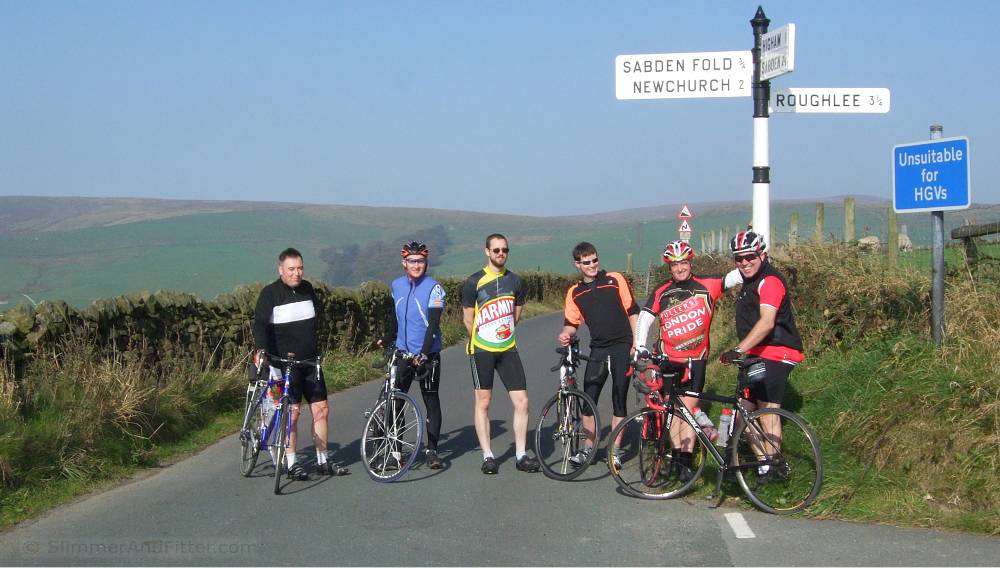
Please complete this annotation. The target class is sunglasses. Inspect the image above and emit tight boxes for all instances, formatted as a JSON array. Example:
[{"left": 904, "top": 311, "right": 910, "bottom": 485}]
[
  {"left": 491, "top": 247, "right": 509, "bottom": 254},
  {"left": 405, "top": 258, "right": 427, "bottom": 265},
  {"left": 734, "top": 254, "right": 759, "bottom": 263},
  {"left": 576, "top": 258, "right": 599, "bottom": 266}
]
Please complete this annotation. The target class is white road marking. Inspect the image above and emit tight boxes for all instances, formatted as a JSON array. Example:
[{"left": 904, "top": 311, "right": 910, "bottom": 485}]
[{"left": 725, "top": 512, "right": 756, "bottom": 539}]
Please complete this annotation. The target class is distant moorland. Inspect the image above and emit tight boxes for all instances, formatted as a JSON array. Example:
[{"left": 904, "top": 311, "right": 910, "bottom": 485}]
[{"left": 1, "top": 195, "right": 997, "bottom": 309}]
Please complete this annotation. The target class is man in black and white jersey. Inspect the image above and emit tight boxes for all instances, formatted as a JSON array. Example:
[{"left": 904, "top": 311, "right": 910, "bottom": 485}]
[{"left": 253, "top": 248, "right": 348, "bottom": 480}]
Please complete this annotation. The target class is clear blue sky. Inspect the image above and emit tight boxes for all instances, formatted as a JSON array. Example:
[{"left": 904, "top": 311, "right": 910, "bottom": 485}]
[{"left": 2, "top": 1, "right": 997, "bottom": 215}]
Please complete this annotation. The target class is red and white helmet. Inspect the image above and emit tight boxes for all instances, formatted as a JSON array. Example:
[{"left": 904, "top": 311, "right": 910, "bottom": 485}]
[
  {"left": 400, "top": 241, "right": 429, "bottom": 258},
  {"left": 730, "top": 228, "right": 766, "bottom": 256},
  {"left": 662, "top": 240, "right": 694, "bottom": 263}
]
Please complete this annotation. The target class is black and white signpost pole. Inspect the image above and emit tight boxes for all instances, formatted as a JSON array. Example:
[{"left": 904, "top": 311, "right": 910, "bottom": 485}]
[{"left": 751, "top": 7, "right": 771, "bottom": 247}]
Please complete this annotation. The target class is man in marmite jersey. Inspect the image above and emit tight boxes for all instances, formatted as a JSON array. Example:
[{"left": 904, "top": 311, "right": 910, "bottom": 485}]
[{"left": 462, "top": 233, "right": 540, "bottom": 475}]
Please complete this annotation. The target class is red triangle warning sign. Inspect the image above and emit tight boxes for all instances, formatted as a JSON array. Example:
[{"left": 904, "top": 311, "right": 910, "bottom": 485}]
[
  {"left": 678, "top": 220, "right": 692, "bottom": 232},
  {"left": 678, "top": 205, "right": 693, "bottom": 219}
]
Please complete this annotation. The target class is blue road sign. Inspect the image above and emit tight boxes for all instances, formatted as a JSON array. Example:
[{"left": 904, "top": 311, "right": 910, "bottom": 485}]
[{"left": 893, "top": 136, "right": 970, "bottom": 213}]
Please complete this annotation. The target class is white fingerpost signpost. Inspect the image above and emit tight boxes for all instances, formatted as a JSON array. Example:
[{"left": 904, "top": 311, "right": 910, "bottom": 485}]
[
  {"left": 615, "top": 6, "right": 891, "bottom": 252},
  {"left": 892, "top": 126, "right": 971, "bottom": 346}
]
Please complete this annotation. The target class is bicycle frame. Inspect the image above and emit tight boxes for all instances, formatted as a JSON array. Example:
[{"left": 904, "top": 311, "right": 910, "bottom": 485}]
[
  {"left": 259, "top": 355, "right": 321, "bottom": 458},
  {"left": 636, "top": 357, "right": 774, "bottom": 486}
]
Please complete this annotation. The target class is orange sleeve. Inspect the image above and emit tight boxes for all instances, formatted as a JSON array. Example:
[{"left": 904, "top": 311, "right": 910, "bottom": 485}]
[
  {"left": 611, "top": 272, "right": 638, "bottom": 315},
  {"left": 563, "top": 285, "right": 582, "bottom": 326}
]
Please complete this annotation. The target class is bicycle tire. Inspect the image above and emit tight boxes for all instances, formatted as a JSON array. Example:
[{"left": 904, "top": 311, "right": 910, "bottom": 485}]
[
  {"left": 732, "top": 407, "right": 823, "bottom": 514},
  {"left": 272, "top": 400, "right": 289, "bottom": 495},
  {"left": 607, "top": 406, "right": 707, "bottom": 500},
  {"left": 240, "top": 396, "right": 263, "bottom": 477},
  {"left": 361, "top": 391, "right": 425, "bottom": 482},
  {"left": 535, "top": 389, "right": 600, "bottom": 481}
]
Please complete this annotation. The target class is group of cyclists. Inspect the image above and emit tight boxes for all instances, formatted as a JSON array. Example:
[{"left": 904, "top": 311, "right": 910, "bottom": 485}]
[{"left": 251, "top": 228, "right": 803, "bottom": 483}]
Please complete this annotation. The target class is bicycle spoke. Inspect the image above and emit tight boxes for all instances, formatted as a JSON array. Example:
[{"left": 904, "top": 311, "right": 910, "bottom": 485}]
[{"left": 733, "top": 408, "right": 823, "bottom": 514}]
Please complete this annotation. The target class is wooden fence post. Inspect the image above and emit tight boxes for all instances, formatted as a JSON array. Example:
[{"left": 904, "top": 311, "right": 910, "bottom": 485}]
[
  {"left": 844, "top": 197, "right": 856, "bottom": 243},
  {"left": 887, "top": 206, "right": 898, "bottom": 266},
  {"left": 815, "top": 203, "right": 825, "bottom": 243}
]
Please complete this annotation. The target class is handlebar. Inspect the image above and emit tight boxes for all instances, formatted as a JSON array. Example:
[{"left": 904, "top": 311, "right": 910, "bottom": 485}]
[
  {"left": 551, "top": 337, "right": 591, "bottom": 372},
  {"left": 630, "top": 353, "right": 763, "bottom": 395},
  {"left": 372, "top": 347, "right": 431, "bottom": 379},
  {"left": 265, "top": 353, "right": 321, "bottom": 367}
]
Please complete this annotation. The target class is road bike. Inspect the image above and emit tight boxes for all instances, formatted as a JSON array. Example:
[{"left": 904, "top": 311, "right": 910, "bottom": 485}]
[
  {"left": 360, "top": 347, "right": 426, "bottom": 482},
  {"left": 607, "top": 353, "right": 822, "bottom": 514},
  {"left": 240, "top": 353, "right": 322, "bottom": 494},
  {"left": 534, "top": 337, "right": 601, "bottom": 481}
]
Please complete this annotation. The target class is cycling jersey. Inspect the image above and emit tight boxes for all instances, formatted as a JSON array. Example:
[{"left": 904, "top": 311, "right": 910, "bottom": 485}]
[
  {"left": 563, "top": 270, "right": 638, "bottom": 349},
  {"left": 390, "top": 274, "right": 445, "bottom": 354},
  {"left": 253, "top": 278, "right": 319, "bottom": 359},
  {"left": 461, "top": 266, "right": 526, "bottom": 354},
  {"left": 735, "top": 260, "right": 804, "bottom": 363},
  {"left": 642, "top": 275, "right": 726, "bottom": 359}
]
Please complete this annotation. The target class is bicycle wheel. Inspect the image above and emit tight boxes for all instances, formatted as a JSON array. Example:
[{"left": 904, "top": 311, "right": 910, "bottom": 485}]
[
  {"left": 272, "top": 401, "right": 289, "bottom": 495},
  {"left": 607, "top": 407, "right": 706, "bottom": 499},
  {"left": 732, "top": 407, "right": 823, "bottom": 514},
  {"left": 239, "top": 395, "right": 263, "bottom": 477},
  {"left": 361, "top": 391, "right": 425, "bottom": 482},
  {"left": 535, "top": 389, "right": 600, "bottom": 481}
]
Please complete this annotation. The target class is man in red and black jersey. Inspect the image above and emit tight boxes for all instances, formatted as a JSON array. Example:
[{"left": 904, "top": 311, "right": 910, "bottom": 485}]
[
  {"left": 634, "top": 240, "right": 740, "bottom": 479},
  {"left": 718, "top": 229, "right": 804, "bottom": 482},
  {"left": 557, "top": 242, "right": 639, "bottom": 467}
]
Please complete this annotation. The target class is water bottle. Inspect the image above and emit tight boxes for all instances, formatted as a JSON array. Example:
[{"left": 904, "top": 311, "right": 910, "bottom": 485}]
[
  {"left": 692, "top": 407, "right": 718, "bottom": 443},
  {"left": 716, "top": 408, "right": 733, "bottom": 447},
  {"left": 262, "top": 388, "right": 276, "bottom": 421}
]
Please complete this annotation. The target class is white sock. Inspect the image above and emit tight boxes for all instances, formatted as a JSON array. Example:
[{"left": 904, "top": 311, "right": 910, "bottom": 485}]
[
  {"left": 316, "top": 449, "right": 327, "bottom": 465},
  {"left": 286, "top": 453, "right": 296, "bottom": 468},
  {"left": 516, "top": 451, "right": 526, "bottom": 460},
  {"left": 483, "top": 451, "right": 494, "bottom": 460}
]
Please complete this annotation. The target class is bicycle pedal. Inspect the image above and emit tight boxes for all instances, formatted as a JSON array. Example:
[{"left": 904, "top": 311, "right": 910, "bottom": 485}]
[{"left": 363, "top": 408, "right": 373, "bottom": 419}]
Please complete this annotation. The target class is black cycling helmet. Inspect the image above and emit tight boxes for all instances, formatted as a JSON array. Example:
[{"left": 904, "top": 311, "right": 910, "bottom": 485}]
[{"left": 400, "top": 241, "right": 429, "bottom": 258}]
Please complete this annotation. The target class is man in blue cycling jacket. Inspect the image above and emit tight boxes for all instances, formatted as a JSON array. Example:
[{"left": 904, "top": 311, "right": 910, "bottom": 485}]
[{"left": 378, "top": 241, "right": 446, "bottom": 469}]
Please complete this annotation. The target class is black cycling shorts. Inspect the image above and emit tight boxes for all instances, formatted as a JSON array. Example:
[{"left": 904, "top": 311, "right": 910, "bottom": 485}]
[
  {"left": 270, "top": 363, "right": 328, "bottom": 405},
  {"left": 469, "top": 350, "right": 527, "bottom": 391},
  {"left": 583, "top": 342, "right": 632, "bottom": 418},
  {"left": 657, "top": 359, "right": 707, "bottom": 394},
  {"left": 744, "top": 358, "right": 795, "bottom": 405}
]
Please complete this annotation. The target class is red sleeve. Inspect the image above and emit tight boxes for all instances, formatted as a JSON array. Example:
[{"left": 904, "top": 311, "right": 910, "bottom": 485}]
[
  {"left": 757, "top": 276, "right": 786, "bottom": 310},
  {"left": 695, "top": 276, "right": 724, "bottom": 302}
]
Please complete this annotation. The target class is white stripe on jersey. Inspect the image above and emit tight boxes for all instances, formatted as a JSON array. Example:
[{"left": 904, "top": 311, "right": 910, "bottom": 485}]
[{"left": 271, "top": 300, "right": 316, "bottom": 324}]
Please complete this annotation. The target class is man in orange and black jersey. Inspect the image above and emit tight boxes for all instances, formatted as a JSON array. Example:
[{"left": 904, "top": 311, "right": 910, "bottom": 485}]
[
  {"left": 462, "top": 233, "right": 540, "bottom": 475},
  {"left": 634, "top": 240, "right": 741, "bottom": 480},
  {"left": 557, "top": 242, "right": 639, "bottom": 467}
]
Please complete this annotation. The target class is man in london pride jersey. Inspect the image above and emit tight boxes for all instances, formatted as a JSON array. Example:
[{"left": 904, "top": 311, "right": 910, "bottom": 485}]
[
  {"left": 634, "top": 240, "right": 740, "bottom": 480},
  {"left": 557, "top": 242, "right": 639, "bottom": 468},
  {"left": 252, "top": 248, "right": 348, "bottom": 480},
  {"left": 461, "top": 233, "right": 540, "bottom": 474}
]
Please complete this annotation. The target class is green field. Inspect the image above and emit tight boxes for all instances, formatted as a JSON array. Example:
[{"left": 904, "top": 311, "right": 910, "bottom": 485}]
[{"left": 1, "top": 197, "right": 997, "bottom": 310}]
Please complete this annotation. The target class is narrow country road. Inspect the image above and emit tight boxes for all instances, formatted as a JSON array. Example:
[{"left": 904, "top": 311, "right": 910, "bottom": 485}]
[{"left": 2, "top": 312, "right": 998, "bottom": 566}]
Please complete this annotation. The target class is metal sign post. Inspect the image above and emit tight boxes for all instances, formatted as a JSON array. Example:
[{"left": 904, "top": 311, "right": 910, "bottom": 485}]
[
  {"left": 751, "top": 8, "right": 772, "bottom": 248},
  {"left": 892, "top": 127, "right": 972, "bottom": 346}
]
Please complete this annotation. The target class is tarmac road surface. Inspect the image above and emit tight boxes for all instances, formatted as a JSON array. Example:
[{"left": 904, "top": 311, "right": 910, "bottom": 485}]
[{"left": 2, "top": 312, "right": 998, "bottom": 566}]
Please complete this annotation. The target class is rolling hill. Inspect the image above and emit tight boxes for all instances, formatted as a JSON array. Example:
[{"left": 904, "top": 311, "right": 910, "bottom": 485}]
[{"left": 1, "top": 195, "right": 997, "bottom": 310}]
